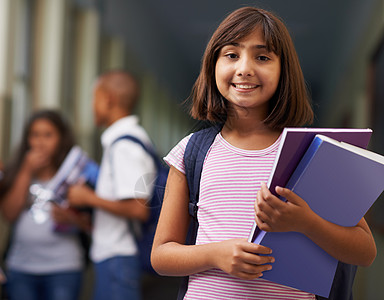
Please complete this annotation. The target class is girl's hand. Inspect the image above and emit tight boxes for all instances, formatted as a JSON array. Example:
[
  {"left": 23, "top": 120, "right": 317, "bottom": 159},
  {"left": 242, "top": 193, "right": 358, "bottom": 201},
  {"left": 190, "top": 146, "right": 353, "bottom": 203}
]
[
  {"left": 213, "top": 238, "right": 274, "bottom": 280},
  {"left": 22, "top": 149, "right": 50, "bottom": 174},
  {"left": 255, "top": 182, "right": 315, "bottom": 233},
  {"left": 51, "top": 204, "right": 77, "bottom": 225},
  {"left": 52, "top": 203, "right": 92, "bottom": 233}
]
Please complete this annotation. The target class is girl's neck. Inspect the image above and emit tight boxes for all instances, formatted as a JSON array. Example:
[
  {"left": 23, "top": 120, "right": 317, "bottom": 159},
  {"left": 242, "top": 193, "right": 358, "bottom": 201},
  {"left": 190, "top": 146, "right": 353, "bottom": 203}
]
[{"left": 222, "top": 116, "right": 281, "bottom": 150}]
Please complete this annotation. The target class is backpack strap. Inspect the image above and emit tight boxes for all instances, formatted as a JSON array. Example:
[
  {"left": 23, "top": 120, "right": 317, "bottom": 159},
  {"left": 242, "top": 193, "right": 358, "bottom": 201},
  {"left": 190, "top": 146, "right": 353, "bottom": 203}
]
[
  {"left": 110, "top": 134, "right": 163, "bottom": 220},
  {"left": 183, "top": 125, "right": 222, "bottom": 243},
  {"left": 111, "top": 135, "right": 161, "bottom": 169},
  {"left": 109, "top": 135, "right": 156, "bottom": 228},
  {"left": 177, "top": 124, "right": 222, "bottom": 300}
]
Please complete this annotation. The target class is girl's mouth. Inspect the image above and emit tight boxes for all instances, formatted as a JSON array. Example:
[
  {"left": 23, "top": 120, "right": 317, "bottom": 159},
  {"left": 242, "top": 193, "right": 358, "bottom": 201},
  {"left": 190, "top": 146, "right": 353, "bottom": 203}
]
[{"left": 231, "top": 83, "right": 260, "bottom": 89}]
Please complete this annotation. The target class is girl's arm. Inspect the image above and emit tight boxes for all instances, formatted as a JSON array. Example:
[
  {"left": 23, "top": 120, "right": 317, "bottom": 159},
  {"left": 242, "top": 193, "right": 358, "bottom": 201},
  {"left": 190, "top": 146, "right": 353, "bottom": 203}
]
[
  {"left": 255, "top": 183, "right": 376, "bottom": 267},
  {"left": 151, "top": 166, "right": 274, "bottom": 280},
  {"left": 0, "top": 164, "right": 31, "bottom": 222},
  {"left": 1, "top": 150, "right": 52, "bottom": 222},
  {"left": 0, "top": 150, "right": 47, "bottom": 222}
]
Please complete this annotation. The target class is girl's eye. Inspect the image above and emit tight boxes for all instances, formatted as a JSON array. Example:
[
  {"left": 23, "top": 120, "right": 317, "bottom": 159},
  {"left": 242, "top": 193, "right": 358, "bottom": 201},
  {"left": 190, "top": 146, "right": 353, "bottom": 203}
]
[
  {"left": 257, "top": 55, "right": 270, "bottom": 62},
  {"left": 225, "top": 53, "right": 238, "bottom": 59}
]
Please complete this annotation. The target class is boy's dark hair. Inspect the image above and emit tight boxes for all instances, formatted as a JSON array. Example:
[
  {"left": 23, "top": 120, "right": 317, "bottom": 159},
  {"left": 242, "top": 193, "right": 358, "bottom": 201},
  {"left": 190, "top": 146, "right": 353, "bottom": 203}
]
[
  {"left": 190, "top": 6, "right": 313, "bottom": 129},
  {"left": 0, "top": 110, "right": 75, "bottom": 197}
]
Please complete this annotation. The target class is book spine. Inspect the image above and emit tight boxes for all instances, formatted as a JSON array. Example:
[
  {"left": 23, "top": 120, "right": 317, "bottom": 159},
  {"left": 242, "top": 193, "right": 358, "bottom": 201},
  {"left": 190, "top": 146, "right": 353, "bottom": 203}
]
[
  {"left": 267, "top": 129, "right": 288, "bottom": 187},
  {"left": 284, "top": 136, "right": 324, "bottom": 194}
]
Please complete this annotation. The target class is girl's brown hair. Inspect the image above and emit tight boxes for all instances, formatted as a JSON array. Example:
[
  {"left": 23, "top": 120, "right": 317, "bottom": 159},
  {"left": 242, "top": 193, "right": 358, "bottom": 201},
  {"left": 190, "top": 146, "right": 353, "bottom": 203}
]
[
  {"left": 190, "top": 6, "right": 313, "bottom": 129},
  {"left": 0, "top": 110, "right": 75, "bottom": 197}
]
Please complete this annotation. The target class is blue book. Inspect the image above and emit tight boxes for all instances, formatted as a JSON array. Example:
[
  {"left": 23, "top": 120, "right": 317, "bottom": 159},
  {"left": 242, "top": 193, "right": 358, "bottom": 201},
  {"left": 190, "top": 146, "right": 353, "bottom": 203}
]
[
  {"left": 257, "top": 134, "right": 384, "bottom": 297},
  {"left": 249, "top": 127, "right": 372, "bottom": 244}
]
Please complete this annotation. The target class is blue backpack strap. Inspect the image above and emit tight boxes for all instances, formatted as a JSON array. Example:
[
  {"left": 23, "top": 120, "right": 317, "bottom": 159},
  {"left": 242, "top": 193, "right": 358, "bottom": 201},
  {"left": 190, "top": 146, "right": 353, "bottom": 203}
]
[
  {"left": 112, "top": 135, "right": 161, "bottom": 169},
  {"left": 112, "top": 134, "right": 169, "bottom": 274},
  {"left": 183, "top": 125, "right": 222, "bottom": 242},
  {"left": 177, "top": 124, "right": 222, "bottom": 300}
]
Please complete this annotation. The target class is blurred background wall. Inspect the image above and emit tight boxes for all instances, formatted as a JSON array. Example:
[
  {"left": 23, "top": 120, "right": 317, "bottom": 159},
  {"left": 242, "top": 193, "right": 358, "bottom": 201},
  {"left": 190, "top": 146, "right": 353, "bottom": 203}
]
[{"left": 0, "top": 0, "right": 383, "bottom": 299}]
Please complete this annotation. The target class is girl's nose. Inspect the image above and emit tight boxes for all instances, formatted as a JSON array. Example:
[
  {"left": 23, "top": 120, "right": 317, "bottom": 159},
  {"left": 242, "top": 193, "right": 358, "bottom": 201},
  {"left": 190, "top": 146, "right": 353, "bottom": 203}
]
[{"left": 236, "top": 56, "right": 255, "bottom": 77}]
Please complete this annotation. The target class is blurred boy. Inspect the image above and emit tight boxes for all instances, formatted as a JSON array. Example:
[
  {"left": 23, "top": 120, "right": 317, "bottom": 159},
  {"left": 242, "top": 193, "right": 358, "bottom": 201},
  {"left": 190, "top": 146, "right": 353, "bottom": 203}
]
[{"left": 68, "top": 71, "right": 155, "bottom": 300}]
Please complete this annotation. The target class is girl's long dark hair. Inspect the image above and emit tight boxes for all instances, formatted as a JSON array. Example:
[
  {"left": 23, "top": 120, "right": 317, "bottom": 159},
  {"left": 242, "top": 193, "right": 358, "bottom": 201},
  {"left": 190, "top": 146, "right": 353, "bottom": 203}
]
[{"left": 0, "top": 110, "right": 75, "bottom": 197}]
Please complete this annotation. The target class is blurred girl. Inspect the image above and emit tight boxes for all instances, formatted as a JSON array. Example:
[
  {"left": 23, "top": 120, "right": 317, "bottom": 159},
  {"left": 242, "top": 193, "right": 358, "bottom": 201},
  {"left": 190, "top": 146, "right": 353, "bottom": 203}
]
[{"left": 0, "top": 110, "right": 95, "bottom": 300}]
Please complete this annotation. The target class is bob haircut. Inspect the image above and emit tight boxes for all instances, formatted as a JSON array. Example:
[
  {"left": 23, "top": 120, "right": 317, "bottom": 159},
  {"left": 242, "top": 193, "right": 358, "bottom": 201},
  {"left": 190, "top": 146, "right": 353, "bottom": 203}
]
[
  {"left": 0, "top": 110, "right": 75, "bottom": 197},
  {"left": 190, "top": 6, "right": 314, "bottom": 129}
]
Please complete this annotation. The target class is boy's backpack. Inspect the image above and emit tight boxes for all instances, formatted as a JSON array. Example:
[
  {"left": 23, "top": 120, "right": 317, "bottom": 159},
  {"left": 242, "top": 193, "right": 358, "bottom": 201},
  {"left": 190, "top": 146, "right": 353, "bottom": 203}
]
[
  {"left": 180, "top": 125, "right": 357, "bottom": 300},
  {"left": 112, "top": 135, "right": 169, "bottom": 274}
]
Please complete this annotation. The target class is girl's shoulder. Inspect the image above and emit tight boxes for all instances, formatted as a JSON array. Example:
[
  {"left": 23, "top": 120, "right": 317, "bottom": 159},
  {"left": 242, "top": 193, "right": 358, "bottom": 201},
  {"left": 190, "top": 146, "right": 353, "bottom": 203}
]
[
  {"left": 173, "top": 133, "right": 194, "bottom": 155},
  {"left": 164, "top": 125, "right": 222, "bottom": 174},
  {"left": 163, "top": 133, "right": 193, "bottom": 174}
]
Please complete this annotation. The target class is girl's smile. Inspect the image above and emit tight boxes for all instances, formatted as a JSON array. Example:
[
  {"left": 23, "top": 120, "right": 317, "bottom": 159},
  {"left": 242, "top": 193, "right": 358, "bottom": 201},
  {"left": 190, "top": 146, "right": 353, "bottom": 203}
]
[
  {"left": 215, "top": 26, "right": 281, "bottom": 116},
  {"left": 231, "top": 82, "right": 261, "bottom": 91}
]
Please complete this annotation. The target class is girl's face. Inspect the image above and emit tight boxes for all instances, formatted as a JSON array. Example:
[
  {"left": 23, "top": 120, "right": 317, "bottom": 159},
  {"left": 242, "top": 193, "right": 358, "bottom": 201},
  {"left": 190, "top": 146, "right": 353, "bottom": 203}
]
[
  {"left": 215, "top": 26, "right": 281, "bottom": 117},
  {"left": 28, "top": 119, "right": 61, "bottom": 160}
]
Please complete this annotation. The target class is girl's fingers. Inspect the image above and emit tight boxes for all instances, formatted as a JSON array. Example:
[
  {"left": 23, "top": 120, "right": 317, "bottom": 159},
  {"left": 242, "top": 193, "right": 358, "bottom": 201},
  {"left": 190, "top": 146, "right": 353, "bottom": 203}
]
[
  {"left": 233, "top": 252, "right": 274, "bottom": 280},
  {"left": 242, "top": 250, "right": 275, "bottom": 266},
  {"left": 255, "top": 215, "right": 272, "bottom": 232},
  {"left": 261, "top": 183, "right": 287, "bottom": 209},
  {"left": 237, "top": 252, "right": 274, "bottom": 280},
  {"left": 237, "top": 264, "right": 273, "bottom": 280},
  {"left": 256, "top": 194, "right": 279, "bottom": 225},
  {"left": 243, "top": 242, "right": 272, "bottom": 255},
  {"left": 276, "top": 186, "right": 309, "bottom": 210},
  {"left": 275, "top": 186, "right": 291, "bottom": 200}
]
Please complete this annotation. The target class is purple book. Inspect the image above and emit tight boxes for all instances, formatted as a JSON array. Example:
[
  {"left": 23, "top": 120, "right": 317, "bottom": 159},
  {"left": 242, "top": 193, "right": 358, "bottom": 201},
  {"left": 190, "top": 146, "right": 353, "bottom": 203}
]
[
  {"left": 253, "top": 134, "right": 384, "bottom": 297},
  {"left": 249, "top": 127, "right": 372, "bottom": 244}
]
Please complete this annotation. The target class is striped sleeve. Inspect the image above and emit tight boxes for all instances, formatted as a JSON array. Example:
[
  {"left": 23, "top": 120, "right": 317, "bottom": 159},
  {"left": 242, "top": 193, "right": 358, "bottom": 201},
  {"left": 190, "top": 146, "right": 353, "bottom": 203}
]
[{"left": 163, "top": 133, "right": 192, "bottom": 174}]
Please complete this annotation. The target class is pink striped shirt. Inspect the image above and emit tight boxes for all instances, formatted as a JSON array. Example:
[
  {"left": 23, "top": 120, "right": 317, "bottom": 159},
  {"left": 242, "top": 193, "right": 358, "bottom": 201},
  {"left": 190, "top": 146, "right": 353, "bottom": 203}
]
[{"left": 164, "top": 132, "right": 315, "bottom": 300}]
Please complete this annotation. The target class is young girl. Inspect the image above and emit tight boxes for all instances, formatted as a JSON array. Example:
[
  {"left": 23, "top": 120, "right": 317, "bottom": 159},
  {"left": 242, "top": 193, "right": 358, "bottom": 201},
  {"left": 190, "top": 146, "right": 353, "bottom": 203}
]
[
  {"left": 151, "top": 6, "right": 376, "bottom": 299},
  {"left": 0, "top": 110, "right": 96, "bottom": 300}
]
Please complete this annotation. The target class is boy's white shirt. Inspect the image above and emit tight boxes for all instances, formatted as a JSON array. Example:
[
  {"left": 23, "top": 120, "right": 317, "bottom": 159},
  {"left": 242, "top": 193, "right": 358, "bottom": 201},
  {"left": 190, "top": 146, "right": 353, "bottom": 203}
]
[{"left": 90, "top": 115, "right": 156, "bottom": 263}]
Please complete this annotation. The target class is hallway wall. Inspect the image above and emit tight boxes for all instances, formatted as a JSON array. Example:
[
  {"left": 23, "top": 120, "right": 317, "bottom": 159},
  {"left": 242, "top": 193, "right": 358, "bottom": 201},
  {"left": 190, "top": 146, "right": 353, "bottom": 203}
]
[{"left": 0, "top": 0, "right": 383, "bottom": 299}]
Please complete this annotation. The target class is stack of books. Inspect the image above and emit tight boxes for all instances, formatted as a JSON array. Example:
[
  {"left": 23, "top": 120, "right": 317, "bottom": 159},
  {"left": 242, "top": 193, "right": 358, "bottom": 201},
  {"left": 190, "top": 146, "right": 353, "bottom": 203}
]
[{"left": 248, "top": 128, "right": 384, "bottom": 297}]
